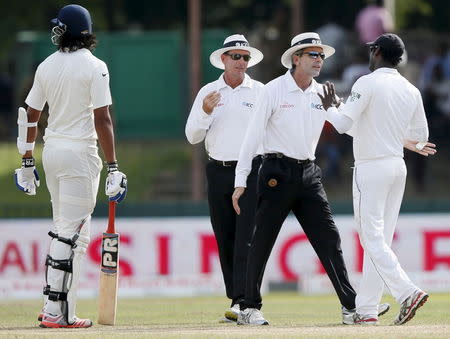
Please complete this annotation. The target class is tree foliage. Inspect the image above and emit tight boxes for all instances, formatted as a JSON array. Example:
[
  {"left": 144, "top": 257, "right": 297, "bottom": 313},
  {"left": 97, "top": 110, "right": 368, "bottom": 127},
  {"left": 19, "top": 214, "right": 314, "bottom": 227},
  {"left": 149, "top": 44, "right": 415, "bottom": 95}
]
[{"left": 1, "top": 0, "right": 448, "bottom": 64}]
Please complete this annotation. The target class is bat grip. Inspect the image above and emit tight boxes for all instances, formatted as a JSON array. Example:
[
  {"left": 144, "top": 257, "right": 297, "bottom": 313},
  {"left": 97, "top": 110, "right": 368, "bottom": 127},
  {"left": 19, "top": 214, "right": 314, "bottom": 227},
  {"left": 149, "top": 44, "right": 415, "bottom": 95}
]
[{"left": 107, "top": 201, "right": 116, "bottom": 233}]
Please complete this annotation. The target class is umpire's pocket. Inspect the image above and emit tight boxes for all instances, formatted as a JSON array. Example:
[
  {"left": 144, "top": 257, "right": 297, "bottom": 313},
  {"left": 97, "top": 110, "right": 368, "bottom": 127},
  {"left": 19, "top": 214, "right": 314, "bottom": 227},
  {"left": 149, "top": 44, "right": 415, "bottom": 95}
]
[{"left": 302, "top": 162, "right": 322, "bottom": 187}]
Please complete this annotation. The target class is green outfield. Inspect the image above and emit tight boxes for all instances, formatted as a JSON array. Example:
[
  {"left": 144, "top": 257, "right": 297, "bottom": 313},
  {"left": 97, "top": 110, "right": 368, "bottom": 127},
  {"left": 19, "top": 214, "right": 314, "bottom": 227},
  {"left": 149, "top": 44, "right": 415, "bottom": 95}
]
[{"left": 1, "top": 293, "right": 449, "bottom": 338}]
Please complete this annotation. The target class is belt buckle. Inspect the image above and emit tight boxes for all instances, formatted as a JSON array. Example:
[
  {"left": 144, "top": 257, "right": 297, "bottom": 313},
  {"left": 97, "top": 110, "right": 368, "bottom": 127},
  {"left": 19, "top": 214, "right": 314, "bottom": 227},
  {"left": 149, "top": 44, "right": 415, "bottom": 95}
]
[
  {"left": 222, "top": 161, "right": 230, "bottom": 167},
  {"left": 276, "top": 153, "right": 283, "bottom": 158}
]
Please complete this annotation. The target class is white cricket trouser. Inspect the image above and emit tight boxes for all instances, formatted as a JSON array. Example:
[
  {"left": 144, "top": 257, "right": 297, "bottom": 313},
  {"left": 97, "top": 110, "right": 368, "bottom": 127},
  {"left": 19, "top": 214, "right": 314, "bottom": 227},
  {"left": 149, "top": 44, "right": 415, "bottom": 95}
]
[
  {"left": 353, "top": 156, "right": 418, "bottom": 317},
  {"left": 43, "top": 140, "right": 102, "bottom": 235},
  {"left": 42, "top": 139, "right": 102, "bottom": 317}
]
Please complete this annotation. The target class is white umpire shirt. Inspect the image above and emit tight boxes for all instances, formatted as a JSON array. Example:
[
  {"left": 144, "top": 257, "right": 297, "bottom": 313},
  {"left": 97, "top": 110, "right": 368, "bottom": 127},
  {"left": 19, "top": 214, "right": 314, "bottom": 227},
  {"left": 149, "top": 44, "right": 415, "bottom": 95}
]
[
  {"left": 185, "top": 73, "right": 264, "bottom": 161},
  {"left": 26, "top": 49, "right": 112, "bottom": 144},
  {"left": 325, "top": 67, "right": 429, "bottom": 164},
  {"left": 235, "top": 70, "right": 329, "bottom": 188}
]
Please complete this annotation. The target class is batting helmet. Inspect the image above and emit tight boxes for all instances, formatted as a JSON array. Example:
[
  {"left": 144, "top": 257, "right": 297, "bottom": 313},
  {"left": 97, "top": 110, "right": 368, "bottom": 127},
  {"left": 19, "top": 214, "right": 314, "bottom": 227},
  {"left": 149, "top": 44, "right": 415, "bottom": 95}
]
[{"left": 51, "top": 4, "right": 92, "bottom": 37}]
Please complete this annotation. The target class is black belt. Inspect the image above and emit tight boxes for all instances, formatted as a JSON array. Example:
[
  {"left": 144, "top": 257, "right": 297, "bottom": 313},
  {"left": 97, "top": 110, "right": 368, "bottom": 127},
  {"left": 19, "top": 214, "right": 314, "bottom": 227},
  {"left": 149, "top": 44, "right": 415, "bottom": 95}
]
[
  {"left": 208, "top": 158, "right": 238, "bottom": 167},
  {"left": 262, "top": 153, "right": 311, "bottom": 164},
  {"left": 208, "top": 155, "right": 262, "bottom": 167}
]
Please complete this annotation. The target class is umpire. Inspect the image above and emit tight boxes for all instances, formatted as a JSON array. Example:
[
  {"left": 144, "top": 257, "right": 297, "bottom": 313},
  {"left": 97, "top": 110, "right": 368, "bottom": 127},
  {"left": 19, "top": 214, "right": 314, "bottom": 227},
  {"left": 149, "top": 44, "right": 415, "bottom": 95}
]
[
  {"left": 232, "top": 32, "right": 357, "bottom": 325},
  {"left": 185, "top": 34, "right": 264, "bottom": 322}
]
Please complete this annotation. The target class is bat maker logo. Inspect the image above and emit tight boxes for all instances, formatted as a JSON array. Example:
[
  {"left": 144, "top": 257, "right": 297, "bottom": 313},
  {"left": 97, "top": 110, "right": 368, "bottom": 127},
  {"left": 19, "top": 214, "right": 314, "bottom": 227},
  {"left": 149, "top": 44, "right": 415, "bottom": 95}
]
[{"left": 101, "top": 234, "right": 119, "bottom": 271}]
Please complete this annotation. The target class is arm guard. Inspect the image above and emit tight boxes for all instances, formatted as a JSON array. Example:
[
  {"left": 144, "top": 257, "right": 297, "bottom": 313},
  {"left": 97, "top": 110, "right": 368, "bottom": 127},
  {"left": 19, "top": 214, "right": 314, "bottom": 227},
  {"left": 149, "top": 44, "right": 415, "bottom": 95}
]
[{"left": 17, "top": 107, "right": 37, "bottom": 155}]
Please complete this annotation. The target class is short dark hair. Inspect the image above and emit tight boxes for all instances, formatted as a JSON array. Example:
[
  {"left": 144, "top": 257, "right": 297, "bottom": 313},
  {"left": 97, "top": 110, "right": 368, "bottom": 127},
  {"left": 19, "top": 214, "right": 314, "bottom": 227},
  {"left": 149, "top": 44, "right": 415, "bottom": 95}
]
[
  {"left": 379, "top": 48, "right": 402, "bottom": 67},
  {"left": 57, "top": 31, "right": 97, "bottom": 52}
]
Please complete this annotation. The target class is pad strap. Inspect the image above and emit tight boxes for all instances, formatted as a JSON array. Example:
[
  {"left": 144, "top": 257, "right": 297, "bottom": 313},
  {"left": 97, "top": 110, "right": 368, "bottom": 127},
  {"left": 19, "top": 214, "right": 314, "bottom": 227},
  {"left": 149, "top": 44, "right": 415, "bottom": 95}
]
[
  {"left": 45, "top": 255, "right": 73, "bottom": 273},
  {"left": 48, "top": 231, "right": 79, "bottom": 248},
  {"left": 43, "top": 285, "right": 68, "bottom": 301},
  {"left": 17, "top": 121, "right": 38, "bottom": 127}
]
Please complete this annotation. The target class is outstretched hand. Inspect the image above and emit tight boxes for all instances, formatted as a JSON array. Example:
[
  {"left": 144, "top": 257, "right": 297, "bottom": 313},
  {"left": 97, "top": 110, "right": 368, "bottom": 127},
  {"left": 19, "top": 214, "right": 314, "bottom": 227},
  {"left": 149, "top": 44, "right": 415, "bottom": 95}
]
[
  {"left": 318, "top": 81, "right": 341, "bottom": 110},
  {"left": 404, "top": 140, "right": 437, "bottom": 157}
]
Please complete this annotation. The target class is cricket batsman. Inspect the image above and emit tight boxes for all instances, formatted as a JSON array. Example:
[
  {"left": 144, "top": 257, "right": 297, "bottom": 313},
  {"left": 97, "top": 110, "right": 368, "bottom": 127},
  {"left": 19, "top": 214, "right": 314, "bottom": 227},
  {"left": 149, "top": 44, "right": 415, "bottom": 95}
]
[{"left": 14, "top": 4, "right": 127, "bottom": 328}]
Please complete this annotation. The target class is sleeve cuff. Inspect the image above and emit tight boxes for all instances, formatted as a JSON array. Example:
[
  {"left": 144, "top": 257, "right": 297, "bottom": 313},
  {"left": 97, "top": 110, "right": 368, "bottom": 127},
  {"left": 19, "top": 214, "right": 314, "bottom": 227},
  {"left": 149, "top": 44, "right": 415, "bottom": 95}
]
[
  {"left": 234, "top": 175, "right": 247, "bottom": 188},
  {"left": 25, "top": 98, "right": 45, "bottom": 112},
  {"left": 325, "top": 106, "right": 339, "bottom": 118}
]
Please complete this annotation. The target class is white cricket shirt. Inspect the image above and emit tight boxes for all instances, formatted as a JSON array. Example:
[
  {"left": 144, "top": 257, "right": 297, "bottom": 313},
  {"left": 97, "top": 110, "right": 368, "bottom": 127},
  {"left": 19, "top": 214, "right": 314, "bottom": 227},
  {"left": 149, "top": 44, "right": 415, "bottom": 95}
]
[
  {"left": 26, "top": 49, "right": 112, "bottom": 143},
  {"left": 235, "top": 71, "right": 329, "bottom": 187},
  {"left": 185, "top": 73, "right": 264, "bottom": 161},
  {"left": 328, "top": 67, "right": 429, "bottom": 163}
]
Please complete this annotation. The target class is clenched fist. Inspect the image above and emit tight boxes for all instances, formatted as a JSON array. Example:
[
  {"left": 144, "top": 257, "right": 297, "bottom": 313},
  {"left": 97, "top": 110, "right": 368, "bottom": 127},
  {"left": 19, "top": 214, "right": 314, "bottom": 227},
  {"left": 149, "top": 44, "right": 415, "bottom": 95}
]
[{"left": 202, "top": 91, "right": 221, "bottom": 114}]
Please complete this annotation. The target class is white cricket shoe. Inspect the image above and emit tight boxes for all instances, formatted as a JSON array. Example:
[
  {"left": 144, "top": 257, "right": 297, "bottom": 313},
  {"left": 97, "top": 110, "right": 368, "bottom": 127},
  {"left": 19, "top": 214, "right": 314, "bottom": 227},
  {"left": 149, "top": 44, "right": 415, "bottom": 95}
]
[
  {"left": 342, "top": 303, "right": 390, "bottom": 325},
  {"left": 40, "top": 312, "right": 93, "bottom": 328},
  {"left": 394, "top": 290, "right": 428, "bottom": 325},
  {"left": 237, "top": 308, "right": 269, "bottom": 325},
  {"left": 342, "top": 306, "right": 355, "bottom": 325},
  {"left": 224, "top": 304, "right": 240, "bottom": 322},
  {"left": 353, "top": 312, "right": 378, "bottom": 325}
]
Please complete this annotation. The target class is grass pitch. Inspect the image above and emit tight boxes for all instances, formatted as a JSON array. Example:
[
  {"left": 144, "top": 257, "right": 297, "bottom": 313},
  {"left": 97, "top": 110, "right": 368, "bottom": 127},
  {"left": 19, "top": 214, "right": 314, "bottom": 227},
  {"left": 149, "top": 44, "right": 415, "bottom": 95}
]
[{"left": 1, "top": 293, "right": 449, "bottom": 338}]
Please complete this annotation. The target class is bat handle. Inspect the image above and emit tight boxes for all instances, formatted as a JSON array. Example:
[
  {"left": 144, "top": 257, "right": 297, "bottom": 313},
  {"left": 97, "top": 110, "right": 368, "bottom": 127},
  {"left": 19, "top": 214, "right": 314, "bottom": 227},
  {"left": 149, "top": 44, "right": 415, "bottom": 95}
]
[{"left": 107, "top": 201, "right": 116, "bottom": 233}]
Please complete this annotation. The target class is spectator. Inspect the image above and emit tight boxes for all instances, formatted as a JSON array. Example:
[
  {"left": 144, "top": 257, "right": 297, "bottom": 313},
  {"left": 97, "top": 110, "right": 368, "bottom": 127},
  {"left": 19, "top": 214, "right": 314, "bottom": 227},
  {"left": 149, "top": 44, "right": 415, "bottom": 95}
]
[
  {"left": 355, "top": 0, "right": 394, "bottom": 44},
  {"left": 316, "top": 22, "right": 351, "bottom": 79},
  {"left": 418, "top": 43, "right": 448, "bottom": 92},
  {"left": 341, "top": 46, "right": 371, "bottom": 92}
]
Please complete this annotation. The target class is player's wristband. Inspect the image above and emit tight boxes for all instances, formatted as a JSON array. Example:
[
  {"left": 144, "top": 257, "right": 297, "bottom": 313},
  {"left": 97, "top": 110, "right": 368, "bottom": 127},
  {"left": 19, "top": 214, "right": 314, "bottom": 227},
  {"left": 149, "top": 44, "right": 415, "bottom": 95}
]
[
  {"left": 106, "top": 161, "right": 119, "bottom": 173},
  {"left": 22, "top": 157, "right": 35, "bottom": 168}
]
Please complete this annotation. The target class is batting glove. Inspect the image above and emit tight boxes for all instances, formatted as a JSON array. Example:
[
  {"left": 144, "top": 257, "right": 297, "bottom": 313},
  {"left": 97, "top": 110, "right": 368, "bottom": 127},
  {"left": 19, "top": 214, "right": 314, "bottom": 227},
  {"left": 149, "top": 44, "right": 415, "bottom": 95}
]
[
  {"left": 14, "top": 157, "right": 40, "bottom": 195},
  {"left": 105, "top": 162, "right": 127, "bottom": 203}
]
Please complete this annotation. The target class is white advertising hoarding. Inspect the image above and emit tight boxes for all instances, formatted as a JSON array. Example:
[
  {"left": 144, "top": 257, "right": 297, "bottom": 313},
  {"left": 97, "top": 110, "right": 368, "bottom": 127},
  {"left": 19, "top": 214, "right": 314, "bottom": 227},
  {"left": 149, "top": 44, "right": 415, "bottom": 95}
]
[{"left": 0, "top": 214, "right": 449, "bottom": 299}]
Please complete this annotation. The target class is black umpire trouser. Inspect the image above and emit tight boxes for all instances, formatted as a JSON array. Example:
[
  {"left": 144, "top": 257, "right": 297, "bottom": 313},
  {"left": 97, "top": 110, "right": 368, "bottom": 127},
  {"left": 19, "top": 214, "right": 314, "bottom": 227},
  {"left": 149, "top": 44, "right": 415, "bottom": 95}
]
[
  {"left": 241, "top": 155, "right": 356, "bottom": 310},
  {"left": 206, "top": 156, "right": 261, "bottom": 306}
]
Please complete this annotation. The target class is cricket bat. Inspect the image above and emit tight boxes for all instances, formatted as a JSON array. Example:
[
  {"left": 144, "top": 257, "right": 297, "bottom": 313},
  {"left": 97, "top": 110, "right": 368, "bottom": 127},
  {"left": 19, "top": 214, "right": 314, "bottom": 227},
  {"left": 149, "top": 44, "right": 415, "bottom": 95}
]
[{"left": 98, "top": 201, "right": 119, "bottom": 325}]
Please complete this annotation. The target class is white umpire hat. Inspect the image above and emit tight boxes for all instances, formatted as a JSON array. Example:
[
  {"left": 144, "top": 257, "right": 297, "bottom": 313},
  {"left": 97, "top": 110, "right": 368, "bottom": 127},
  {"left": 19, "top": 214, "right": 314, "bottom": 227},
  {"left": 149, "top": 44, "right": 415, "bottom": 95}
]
[
  {"left": 209, "top": 34, "right": 264, "bottom": 70},
  {"left": 281, "top": 32, "right": 335, "bottom": 69}
]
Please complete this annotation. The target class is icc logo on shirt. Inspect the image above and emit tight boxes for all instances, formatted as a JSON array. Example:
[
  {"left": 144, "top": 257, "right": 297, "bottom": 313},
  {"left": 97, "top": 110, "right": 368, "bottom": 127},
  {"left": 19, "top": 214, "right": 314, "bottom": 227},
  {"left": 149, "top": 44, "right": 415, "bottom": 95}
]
[{"left": 311, "top": 102, "right": 324, "bottom": 110}]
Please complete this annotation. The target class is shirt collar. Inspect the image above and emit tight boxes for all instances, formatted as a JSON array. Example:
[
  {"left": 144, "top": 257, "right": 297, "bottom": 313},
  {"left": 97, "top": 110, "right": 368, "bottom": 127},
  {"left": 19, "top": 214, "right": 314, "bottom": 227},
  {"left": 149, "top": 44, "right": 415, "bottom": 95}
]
[
  {"left": 216, "top": 73, "right": 253, "bottom": 90},
  {"left": 60, "top": 48, "right": 91, "bottom": 55},
  {"left": 284, "top": 70, "right": 318, "bottom": 93},
  {"left": 241, "top": 73, "right": 253, "bottom": 88}
]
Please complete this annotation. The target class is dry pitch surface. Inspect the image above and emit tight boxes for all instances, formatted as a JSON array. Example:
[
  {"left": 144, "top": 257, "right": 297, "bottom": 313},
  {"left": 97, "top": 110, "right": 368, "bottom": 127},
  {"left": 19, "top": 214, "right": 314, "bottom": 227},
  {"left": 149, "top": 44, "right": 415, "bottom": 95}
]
[{"left": 1, "top": 293, "right": 449, "bottom": 338}]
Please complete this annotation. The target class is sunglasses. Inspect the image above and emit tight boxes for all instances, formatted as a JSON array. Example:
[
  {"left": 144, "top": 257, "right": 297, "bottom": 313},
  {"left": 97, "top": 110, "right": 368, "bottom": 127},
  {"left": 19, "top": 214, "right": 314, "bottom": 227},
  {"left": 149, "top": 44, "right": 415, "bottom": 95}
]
[
  {"left": 225, "top": 53, "right": 251, "bottom": 62},
  {"left": 369, "top": 45, "right": 378, "bottom": 52},
  {"left": 300, "top": 51, "right": 326, "bottom": 60}
]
